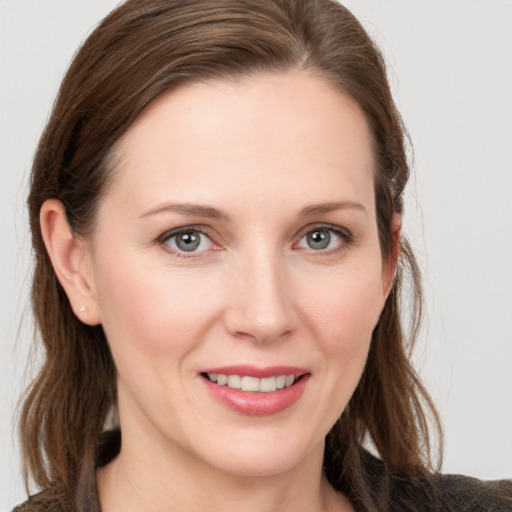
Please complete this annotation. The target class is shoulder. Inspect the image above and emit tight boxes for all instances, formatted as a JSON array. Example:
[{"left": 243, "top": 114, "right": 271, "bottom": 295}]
[
  {"left": 12, "top": 430, "right": 118, "bottom": 512},
  {"left": 359, "top": 450, "right": 512, "bottom": 511},
  {"left": 11, "top": 490, "right": 73, "bottom": 512},
  {"left": 432, "top": 472, "right": 512, "bottom": 511},
  {"left": 387, "top": 468, "right": 512, "bottom": 512},
  {"left": 11, "top": 500, "right": 59, "bottom": 512}
]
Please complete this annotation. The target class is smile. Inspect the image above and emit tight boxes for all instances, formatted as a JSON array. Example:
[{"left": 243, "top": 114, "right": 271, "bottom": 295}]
[
  {"left": 205, "top": 373, "right": 296, "bottom": 392},
  {"left": 200, "top": 366, "right": 310, "bottom": 416}
]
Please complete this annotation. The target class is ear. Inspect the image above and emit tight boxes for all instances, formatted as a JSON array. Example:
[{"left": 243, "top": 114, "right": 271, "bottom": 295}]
[
  {"left": 40, "top": 199, "right": 101, "bottom": 325},
  {"left": 381, "top": 211, "right": 402, "bottom": 299}
]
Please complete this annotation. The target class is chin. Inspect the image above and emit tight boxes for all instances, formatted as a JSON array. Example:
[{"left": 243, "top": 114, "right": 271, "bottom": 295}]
[{"left": 192, "top": 429, "right": 323, "bottom": 478}]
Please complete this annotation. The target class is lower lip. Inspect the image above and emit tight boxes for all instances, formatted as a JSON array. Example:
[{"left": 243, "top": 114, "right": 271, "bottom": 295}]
[{"left": 201, "top": 375, "right": 310, "bottom": 416}]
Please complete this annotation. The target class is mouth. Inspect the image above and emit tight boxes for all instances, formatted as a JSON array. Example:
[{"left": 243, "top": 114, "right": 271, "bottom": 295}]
[
  {"left": 199, "top": 365, "right": 310, "bottom": 416},
  {"left": 201, "top": 372, "right": 305, "bottom": 393}
]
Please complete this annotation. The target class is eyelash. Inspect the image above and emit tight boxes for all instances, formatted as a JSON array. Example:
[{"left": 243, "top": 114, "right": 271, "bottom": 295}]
[
  {"left": 158, "top": 225, "right": 219, "bottom": 258},
  {"left": 157, "top": 224, "right": 353, "bottom": 258},
  {"left": 294, "top": 224, "right": 353, "bottom": 254}
]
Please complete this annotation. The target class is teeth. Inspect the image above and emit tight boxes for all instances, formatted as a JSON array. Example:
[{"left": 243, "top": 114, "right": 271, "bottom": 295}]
[
  {"left": 241, "top": 376, "right": 259, "bottom": 391},
  {"left": 259, "top": 377, "right": 276, "bottom": 392},
  {"left": 206, "top": 373, "right": 297, "bottom": 392},
  {"left": 227, "top": 375, "right": 241, "bottom": 389}
]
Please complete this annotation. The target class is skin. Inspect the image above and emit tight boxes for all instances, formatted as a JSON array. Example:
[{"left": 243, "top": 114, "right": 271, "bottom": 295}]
[{"left": 41, "top": 70, "right": 400, "bottom": 512}]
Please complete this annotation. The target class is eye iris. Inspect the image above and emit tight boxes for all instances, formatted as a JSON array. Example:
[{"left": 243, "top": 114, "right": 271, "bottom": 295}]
[
  {"left": 307, "top": 229, "right": 330, "bottom": 250},
  {"left": 176, "top": 231, "right": 201, "bottom": 251}
]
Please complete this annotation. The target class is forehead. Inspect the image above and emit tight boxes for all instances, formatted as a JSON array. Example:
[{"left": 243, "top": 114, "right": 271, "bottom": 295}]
[{"left": 107, "top": 70, "right": 375, "bottom": 217}]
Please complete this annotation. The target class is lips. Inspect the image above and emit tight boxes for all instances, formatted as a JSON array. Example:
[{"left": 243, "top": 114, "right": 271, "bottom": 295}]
[{"left": 199, "top": 365, "right": 310, "bottom": 416}]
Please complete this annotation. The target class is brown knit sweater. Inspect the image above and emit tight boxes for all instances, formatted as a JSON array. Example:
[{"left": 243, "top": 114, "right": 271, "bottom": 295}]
[{"left": 13, "top": 429, "right": 512, "bottom": 512}]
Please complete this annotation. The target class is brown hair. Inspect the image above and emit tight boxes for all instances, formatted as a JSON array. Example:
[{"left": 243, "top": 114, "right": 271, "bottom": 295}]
[{"left": 20, "top": 0, "right": 442, "bottom": 510}]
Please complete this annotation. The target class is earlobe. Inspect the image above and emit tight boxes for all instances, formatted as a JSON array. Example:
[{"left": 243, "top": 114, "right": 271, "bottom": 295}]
[
  {"left": 382, "top": 211, "right": 402, "bottom": 299},
  {"left": 39, "top": 199, "right": 101, "bottom": 325}
]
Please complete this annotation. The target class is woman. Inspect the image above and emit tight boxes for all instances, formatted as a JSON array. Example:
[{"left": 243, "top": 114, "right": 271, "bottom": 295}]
[{"left": 13, "top": 0, "right": 511, "bottom": 511}]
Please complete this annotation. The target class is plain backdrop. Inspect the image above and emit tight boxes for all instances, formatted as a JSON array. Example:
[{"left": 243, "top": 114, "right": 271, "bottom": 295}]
[{"left": 1, "top": 0, "right": 511, "bottom": 508}]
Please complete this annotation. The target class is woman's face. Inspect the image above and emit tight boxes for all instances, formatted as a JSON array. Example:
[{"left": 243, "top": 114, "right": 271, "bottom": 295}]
[{"left": 84, "top": 71, "right": 395, "bottom": 477}]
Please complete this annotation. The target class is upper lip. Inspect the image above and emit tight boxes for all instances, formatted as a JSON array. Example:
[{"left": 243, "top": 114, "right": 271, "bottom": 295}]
[{"left": 199, "top": 365, "right": 309, "bottom": 378}]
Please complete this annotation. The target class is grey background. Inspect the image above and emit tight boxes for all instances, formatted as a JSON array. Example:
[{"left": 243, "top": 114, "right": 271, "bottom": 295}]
[{"left": 1, "top": 0, "right": 511, "bottom": 508}]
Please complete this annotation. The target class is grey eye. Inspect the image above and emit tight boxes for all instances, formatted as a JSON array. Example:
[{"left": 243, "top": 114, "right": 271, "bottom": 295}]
[
  {"left": 297, "top": 227, "right": 344, "bottom": 251},
  {"left": 306, "top": 229, "right": 331, "bottom": 250},
  {"left": 167, "top": 230, "right": 212, "bottom": 252}
]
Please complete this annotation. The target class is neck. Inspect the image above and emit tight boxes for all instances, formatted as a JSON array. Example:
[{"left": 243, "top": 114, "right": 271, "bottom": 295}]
[{"left": 97, "top": 425, "right": 350, "bottom": 512}]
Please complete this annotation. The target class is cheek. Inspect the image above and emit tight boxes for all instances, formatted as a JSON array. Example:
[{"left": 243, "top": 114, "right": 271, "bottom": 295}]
[
  {"left": 92, "top": 251, "right": 225, "bottom": 366},
  {"left": 285, "top": 260, "right": 385, "bottom": 435},
  {"left": 297, "top": 260, "right": 385, "bottom": 390},
  {"left": 300, "top": 262, "right": 385, "bottom": 344}
]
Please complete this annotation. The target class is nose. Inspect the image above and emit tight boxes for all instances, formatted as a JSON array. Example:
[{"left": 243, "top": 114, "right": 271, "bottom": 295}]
[{"left": 223, "top": 249, "right": 296, "bottom": 344}]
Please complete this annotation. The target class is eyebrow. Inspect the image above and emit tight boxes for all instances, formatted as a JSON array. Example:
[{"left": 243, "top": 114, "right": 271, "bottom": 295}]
[
  {"left": 139, "top": 200, "right": 366, "bottom": 221},
  {"left": 298, "top": 201, "right": 367, "bottom": 218},
  {"left": 139, "top": 203, "right": 230, "bottom": 221}
]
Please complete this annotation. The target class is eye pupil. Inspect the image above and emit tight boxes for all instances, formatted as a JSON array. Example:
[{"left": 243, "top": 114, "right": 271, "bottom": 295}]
[
  {"left": 176, "top": 231, "right": 201, "bottom": 251},
  {"left": 307, "top": 229, "right": 330, "bottom": 250}
]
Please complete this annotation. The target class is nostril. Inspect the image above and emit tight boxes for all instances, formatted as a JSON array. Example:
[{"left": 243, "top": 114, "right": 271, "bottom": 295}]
[{"left": 232, "top": 327, "right": 293, "bottom": 345}]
